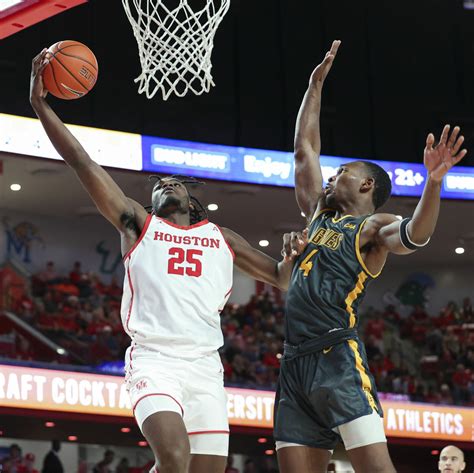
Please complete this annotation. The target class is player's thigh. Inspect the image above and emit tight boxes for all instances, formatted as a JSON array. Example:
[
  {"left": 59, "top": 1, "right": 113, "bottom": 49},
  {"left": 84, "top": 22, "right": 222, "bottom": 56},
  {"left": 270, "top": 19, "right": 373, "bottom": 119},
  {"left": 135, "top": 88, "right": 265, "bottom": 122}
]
[
  {"left": 189, "top": 453, "right": 227, "bottom": 473},
  {"left": 277, "top": 444, "right": 332, "bottom": 473},
  {"left": 346, "top": 442, "right": 396, "bottom": 473},
  {"left": 185, "top": 353, "right": 229, "bottom": 439},
  {"left": 142, "top": 411, "right": 190, "bottom": 468}
]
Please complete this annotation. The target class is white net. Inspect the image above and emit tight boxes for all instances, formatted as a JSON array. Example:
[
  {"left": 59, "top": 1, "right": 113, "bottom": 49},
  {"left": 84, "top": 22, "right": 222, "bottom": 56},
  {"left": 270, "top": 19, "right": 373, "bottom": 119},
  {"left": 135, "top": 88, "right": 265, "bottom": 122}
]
[{"left": 122, "top": 0, "right": 231, "bottom": 100}]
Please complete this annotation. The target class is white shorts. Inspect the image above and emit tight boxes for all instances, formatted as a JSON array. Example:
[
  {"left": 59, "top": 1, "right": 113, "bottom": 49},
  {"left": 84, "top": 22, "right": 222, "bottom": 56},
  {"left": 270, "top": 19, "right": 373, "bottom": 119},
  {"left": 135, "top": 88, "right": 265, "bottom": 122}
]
[
  {"left": 275, "top": 410, "right": 386, "bottom": 452},
  {"left": 125, "top": 344, "right": 229, "bottom": 456}
]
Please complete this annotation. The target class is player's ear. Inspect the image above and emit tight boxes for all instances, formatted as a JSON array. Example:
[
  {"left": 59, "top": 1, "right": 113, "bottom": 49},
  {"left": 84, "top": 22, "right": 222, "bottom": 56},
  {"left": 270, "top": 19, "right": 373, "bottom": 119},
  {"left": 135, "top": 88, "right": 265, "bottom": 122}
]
[{"left": 360, "top": 177, "right": 375, "bottom": 193}]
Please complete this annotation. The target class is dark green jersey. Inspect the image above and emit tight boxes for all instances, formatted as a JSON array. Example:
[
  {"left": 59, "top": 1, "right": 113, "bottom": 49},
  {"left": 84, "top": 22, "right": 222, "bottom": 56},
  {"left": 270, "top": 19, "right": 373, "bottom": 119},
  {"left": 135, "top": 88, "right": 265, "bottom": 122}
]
[{"left": 285, "top": 209, "right": 381, "bottom": 344}]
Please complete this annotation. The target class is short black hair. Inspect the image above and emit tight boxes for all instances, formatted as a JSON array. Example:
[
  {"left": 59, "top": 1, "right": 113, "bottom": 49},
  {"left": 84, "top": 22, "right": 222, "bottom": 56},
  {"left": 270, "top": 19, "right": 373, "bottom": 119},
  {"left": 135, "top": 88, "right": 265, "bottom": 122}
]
[{"left": 361, "top": 161, "right": 392, "bottom": 210}]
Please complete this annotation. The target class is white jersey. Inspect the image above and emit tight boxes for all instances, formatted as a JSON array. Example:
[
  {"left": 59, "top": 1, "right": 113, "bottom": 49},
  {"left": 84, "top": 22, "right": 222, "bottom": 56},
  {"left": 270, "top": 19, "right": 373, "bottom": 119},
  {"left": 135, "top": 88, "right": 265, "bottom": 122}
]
[{"left": 120, "top": 215, "right": 234, "bottom": 358}]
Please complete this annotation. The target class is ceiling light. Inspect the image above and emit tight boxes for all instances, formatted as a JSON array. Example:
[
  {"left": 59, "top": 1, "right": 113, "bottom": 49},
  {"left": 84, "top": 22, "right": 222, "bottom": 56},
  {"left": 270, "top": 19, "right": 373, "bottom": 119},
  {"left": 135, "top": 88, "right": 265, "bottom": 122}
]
[
  {"left": 45, "top": 422, "right": 55, "bottom": 428},
  {"left": 207, "top": 203, "right": 218, "bottom": 211},
  {"left": 138, "top": 441, "right": 147, "bottom": 447},
  {"left": 68, "top": 436, "right": 77, "bottom": 442},
  {"left": 431, "top": 450, "right": 439, "bottom": 456},
  {"left": 259, "top": 240, "right": 269, "bottom": 247},
  {"left": 264, "top": 449, "right": 274, "bottom": 455},
  {"left": 455, "top": 247, "right": 465, "bottom": 255},
  {"left": 258, "top": 438, "right": 267, "bottom": 444},
  {"left": 10, "top": 184, "right": 21, "bottom": 191},
  {"left": 121, "top": 427, "right": 131, "bottom": 433}
]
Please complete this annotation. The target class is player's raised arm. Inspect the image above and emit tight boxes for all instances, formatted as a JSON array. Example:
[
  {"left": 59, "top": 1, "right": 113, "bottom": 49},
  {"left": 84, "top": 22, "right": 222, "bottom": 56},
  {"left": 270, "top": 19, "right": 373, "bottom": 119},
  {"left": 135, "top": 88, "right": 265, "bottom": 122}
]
[
  {"left": 294, "top": 40, "right": 341, "bottom": 219},
  {"left": 369, "top": 125, "right": 467, "bottom": 256},
  {"left": 221, "top": 228, "right": 308, "bottom": 291},
  {"left": 29, "top": 50, "right": 146, "bottom": 234}
]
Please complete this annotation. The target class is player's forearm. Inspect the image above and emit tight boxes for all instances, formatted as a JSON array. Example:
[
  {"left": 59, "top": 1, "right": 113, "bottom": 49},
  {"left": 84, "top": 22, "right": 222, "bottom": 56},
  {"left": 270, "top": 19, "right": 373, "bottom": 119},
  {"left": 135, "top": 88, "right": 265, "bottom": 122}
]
[
  {"left": 294, "top": 85, "right": 323, "bottom": 162},
  {"left": 30, "top": 97, "right": 92, "bottom": 169},
  {"left": 408, "top": 177, "right": 442, "bottom": 244},
  {"left": 275, "top": 260, "right": 293, "bottom": 291}
]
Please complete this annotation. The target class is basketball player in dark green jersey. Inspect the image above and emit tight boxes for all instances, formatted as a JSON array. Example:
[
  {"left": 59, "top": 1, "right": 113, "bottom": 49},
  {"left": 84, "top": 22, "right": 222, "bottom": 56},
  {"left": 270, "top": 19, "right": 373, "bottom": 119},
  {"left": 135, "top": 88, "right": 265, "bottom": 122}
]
[{"left": 275, "top": 40, "right": 467, "bottom": 473}]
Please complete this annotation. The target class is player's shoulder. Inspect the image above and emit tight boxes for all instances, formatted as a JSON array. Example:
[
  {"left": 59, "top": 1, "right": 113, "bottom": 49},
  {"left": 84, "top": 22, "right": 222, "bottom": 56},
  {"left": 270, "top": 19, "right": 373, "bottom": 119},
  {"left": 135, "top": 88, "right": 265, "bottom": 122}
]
[
  {"left": 366, "top": 212, "right": 400, "bottom": 227},
  {"left": 308, "top": 207, "right": 335, "bottom": 225}
]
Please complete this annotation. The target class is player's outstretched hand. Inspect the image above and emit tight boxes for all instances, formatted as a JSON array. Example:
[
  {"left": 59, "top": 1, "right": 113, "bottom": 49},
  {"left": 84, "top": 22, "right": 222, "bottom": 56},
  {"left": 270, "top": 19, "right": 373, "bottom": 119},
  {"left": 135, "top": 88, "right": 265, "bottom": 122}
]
[
  {"left": 30, "top": 49, "right": 50, "bottom": 103},
  {"left": 281, "top": 228, "right": 309, "bottom": 262},
  {"left": 309, "top": 40, "right": 341, "bottom": 89},
  {"left": 424, "top": 125, "right": 468, "bottom": 182}
]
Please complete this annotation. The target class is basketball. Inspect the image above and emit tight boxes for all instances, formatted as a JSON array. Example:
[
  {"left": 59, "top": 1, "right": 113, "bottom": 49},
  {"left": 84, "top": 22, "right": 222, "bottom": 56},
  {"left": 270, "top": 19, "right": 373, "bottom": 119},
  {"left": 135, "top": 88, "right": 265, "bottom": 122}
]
[{"left": 42, "top": 40, "right": 98, "bottom": 100}]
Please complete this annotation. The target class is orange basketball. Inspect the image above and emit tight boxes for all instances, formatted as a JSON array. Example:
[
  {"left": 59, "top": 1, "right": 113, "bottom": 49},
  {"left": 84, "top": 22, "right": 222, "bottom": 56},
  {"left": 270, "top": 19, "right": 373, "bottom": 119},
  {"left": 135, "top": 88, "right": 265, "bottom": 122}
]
[{"left": 42, "top": 40, "right": 98, "bottom": 100}]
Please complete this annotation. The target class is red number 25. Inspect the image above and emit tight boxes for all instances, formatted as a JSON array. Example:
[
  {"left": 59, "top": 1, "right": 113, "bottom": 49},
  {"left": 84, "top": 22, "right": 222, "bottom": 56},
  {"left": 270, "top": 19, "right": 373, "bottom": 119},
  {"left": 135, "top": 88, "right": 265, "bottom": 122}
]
[{"left": 167, "top": 248, "right": 203, "bottom": 277}]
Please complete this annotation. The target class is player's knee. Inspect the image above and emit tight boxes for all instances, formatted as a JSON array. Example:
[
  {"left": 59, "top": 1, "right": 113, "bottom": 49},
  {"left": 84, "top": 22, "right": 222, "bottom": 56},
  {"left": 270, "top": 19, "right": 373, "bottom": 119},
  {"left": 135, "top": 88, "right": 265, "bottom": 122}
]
[{"left": 158, "top": 445, "right": 189, "bottom": 473}]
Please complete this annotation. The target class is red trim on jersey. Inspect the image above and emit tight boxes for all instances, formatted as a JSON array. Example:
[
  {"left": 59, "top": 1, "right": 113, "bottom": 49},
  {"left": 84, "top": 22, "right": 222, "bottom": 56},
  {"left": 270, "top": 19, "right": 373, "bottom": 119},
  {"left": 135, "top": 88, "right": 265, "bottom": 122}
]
[
  {"left": 133, "top": 393, "right": 184, "bottom": 417},
  {"left": 156, "top": 216, "right": 209, "bottom": 230},
  {"left": 214, "top": 225, "right": 236, "bottom": 260},
  {"left": 128, "top": 342, "right": 135, "bottom": 373},
  {"left": 187, "top": 430, "right": 230, "bottom": 436},
  {"left": 224, "top": 287, "right": 232, "bottom": 298},
  {"left": 125, "top": 266, "right": 134, "bottom": 333},
  {"left": 123, "top": 214, "right": 153, "bottom": 261}
]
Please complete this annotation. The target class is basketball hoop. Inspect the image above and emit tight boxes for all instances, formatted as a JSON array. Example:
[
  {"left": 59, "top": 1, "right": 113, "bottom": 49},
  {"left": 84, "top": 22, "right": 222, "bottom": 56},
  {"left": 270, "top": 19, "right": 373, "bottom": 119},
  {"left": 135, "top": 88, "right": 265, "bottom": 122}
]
[{"left": 122, "top": 0, "right": 230, "bottom": 100}]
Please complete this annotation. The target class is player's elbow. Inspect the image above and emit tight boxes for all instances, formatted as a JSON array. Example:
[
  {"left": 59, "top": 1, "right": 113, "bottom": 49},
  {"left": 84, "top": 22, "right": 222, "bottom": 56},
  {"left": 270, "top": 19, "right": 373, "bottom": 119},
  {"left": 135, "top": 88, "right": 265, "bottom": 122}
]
[{"left": 294, "top": 144, "right": 317, "bottom": 163}]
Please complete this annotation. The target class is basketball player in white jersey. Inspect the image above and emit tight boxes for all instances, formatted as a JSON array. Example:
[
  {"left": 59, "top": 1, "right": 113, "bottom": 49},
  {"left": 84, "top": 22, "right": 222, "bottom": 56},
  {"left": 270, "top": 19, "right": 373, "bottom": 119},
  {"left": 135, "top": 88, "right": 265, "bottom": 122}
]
[{"left": 30, "top": 50, "right": 304, "bottom": 473}]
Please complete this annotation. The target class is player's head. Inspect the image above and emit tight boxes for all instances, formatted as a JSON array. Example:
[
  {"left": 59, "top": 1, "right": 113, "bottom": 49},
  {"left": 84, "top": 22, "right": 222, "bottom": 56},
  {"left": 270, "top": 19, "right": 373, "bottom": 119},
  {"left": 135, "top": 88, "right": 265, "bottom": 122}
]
[
  {"left": 438, "top": 445, "right": 465, "bottom": 473},
  {"left": 325, "top": 161, "right": 392, "bottom": 212},
  {"left": 150, "top": 175, "right": 207, "bottom": 224}
]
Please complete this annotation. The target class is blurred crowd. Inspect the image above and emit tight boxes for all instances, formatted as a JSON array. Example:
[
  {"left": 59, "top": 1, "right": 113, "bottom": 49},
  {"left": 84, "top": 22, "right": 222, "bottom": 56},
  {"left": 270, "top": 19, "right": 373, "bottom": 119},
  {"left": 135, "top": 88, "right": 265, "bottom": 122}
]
[{"left": 1, "top": 261, "right": 473, "bottom": 406}]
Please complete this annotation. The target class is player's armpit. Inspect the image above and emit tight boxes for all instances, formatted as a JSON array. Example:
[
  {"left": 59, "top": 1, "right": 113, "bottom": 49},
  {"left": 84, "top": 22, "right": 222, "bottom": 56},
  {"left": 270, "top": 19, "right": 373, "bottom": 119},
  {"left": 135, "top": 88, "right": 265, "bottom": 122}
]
[
  {"left": 220, "top": 228, "right": 293, "bottom": 291},
  {"left": 366, "top": 214, "right": 416, "bottom": 256}
]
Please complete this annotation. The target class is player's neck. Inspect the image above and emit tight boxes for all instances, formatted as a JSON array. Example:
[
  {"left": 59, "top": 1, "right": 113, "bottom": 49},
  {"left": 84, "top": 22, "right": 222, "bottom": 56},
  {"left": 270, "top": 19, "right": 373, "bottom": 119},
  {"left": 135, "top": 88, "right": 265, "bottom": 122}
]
[
  {"left": 333, "top": 201, "right": 373, "bottom": 219},
  {"left": 159, "top": 211, "right": 191, "bottom": 227}
]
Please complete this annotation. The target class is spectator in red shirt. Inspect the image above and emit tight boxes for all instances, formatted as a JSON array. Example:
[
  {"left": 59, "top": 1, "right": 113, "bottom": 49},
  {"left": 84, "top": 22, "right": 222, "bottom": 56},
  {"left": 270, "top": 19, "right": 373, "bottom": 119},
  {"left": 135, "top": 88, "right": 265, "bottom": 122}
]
[
  {"left": 17, "top": 453, "right": 39, "bottom": 473},
  {"left": 69, "top": 261, "right": 82, "bottom": 285},
  {"left": 411, "top": 305, "right": 428, "bottom": 321},
  {"left": 365, "top": 312, "right": 385, "bottom": 351},
  {"left": 107, "top": 276, "right": 123, "bottom": 300},
  {"left": 452, "top": 364, "right": 471, "bottom": 404}
]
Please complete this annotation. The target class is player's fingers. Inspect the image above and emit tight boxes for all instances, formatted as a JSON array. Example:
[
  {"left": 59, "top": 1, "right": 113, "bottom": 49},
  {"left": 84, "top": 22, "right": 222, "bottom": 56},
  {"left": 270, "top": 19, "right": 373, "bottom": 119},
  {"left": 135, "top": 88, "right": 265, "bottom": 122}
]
[
  {"left": 447, "top": 126, "right": 460, "bottom": 150},
  {"left": 329, "top": 40, "right": 341, "bottom": 57},
  {"left": 290, "top": 232, "right": 303, "bottom": 255},
  {"left": 282, "top": 233, "right": 292, "bottom": 258},
  {"left": 453, "top": 149, "right": 468, "bottom": 165},
  {"left": 425, "top": 133, "right": 435, "bottom": 150},
  {"left": 32, "top": 49, "right": 47, "bottom": 73},
  {"left": 439, "top": 125, "right": 450, "bottom": 145},
  {"left": 290, "top": 232, "right": 299, "bottom": 256},
  {"left": 452, "top": 135, "right": 464, "bottom": 156}
]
